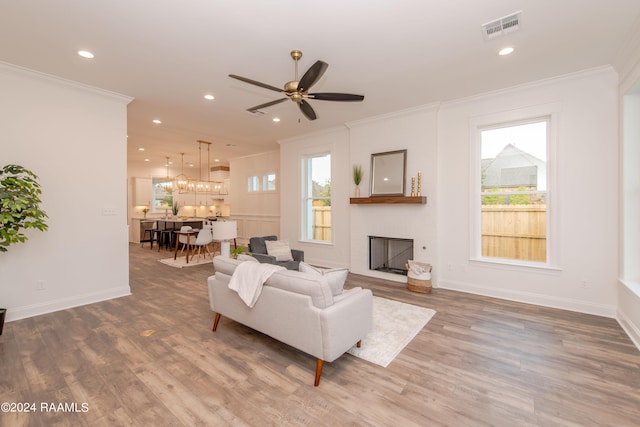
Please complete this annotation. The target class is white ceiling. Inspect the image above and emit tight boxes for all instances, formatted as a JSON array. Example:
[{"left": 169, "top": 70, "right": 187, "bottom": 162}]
[{"left": 1, "top": 1, "right": 639, "bottom": 172}]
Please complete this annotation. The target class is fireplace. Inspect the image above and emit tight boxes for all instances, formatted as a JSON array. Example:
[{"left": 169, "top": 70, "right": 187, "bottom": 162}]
[{"left": 369, "top": 236, "right": 413, "bottom": 275}]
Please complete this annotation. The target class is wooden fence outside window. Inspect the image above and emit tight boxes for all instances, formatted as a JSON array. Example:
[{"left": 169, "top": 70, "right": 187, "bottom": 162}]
[{"left": 481, "top": 205, "right": 546, "bottom": 262}]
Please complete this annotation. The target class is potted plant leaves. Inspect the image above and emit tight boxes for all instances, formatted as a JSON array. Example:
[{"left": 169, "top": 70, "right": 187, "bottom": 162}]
[
  {"left": 0, "top": 164, "right": 48, "bottom": 252},
  {"left": 352, "top": 164, "right": 363, "bottom": 197},
  {"left": 1, "top": 164, "right": 49, "bottom": 330}
]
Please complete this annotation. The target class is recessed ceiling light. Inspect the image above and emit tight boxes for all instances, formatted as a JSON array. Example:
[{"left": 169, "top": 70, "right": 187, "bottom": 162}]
[
  {"left": 144, "top": 158, "right": 150, "bottom": 162},
  {"left": 152, "top": 119, "right": 162, "bottom": 124},
  {"left": 204, "top": 94, "right": 215, "bottom": 100},
  {"left": 138, "top": 147, "right": 145, "bottom": 151},
  {"left": 214, "top": 158, "right": 220, "bottom": 162},
  {"left": 272, "top": 117, "right": 281, "bottom": 123},
  {"left": 78, "top": 50, "right": 94, "bottom": 59},
  {"left": 499, "top": 47, "right": 515, "bottom": 56}
]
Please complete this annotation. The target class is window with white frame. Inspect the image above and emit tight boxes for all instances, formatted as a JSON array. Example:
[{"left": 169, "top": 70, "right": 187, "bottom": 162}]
[
  {"left": 263, "top": 173, "right": 276, "bottom": 191},
  {"left": 248, "top": 173, "right": 276, "bottom": 192},
  {"left": 247, "top": 175, "right": 260, "bottom": 192},
  {"left": 474, "top": 118, "right": 551, "bottom": 265},
  {"left": 151, "top": 177, "right": 172, "bottom": 213},
  {"left": 302, "top": 153, "right": 331, "bottom": 242}
]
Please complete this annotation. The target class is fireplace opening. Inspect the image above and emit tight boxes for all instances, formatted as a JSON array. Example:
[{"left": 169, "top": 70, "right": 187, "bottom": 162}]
[{"left": 369, "top": 236, "right": 414, "bottom": 275}]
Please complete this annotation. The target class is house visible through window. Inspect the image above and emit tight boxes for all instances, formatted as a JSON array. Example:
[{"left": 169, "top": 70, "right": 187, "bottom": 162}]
[
  {"left": 302, "top": 153, "right": 331, "bottom": 242},
  {"left": 479, "top": 119, "right": 548, "bottom": 263}
]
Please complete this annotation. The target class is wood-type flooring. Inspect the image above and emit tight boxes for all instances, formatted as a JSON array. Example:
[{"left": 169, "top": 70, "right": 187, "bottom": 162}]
[{"left": 1, "top": 243, "right": 639, "bottom": 426}]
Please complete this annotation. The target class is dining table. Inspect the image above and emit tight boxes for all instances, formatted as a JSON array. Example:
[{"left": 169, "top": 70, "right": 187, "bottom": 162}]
[{"left": 153, "top": 218, "right": 204, "bottom": 252}]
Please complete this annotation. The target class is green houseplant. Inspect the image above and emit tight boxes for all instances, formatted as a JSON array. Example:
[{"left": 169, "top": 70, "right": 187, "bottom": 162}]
[
  {"left": 352, "top": 164, "right": 363, "bottom": 197},
  {"left": 0, "top": 164, "right": 48, "bottom": 253},
  {"left": 1, "top": 164, "right": 48, "bottom": 333},
  {"left": 230, "top": 244, "right": 247, "bottom": 259}
]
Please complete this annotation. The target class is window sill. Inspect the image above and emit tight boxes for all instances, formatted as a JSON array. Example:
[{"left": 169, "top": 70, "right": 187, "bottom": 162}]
[
  {"left": 470, "top": 257, "right": 562, "bottom": 274},
  {"left": 298, "top": 240, "right": 334, "bottom": 247}
]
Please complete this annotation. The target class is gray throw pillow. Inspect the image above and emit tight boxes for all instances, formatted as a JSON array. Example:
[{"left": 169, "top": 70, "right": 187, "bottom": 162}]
[
  {"left": 299, "top": 261, "right": 349, "bottom": 296},
  {"left": 265, "top": 240, "right": 293, "bottom": 262}
]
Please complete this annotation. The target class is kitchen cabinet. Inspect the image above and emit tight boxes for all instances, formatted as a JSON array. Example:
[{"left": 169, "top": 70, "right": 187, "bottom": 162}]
[
  {"left": 129, "top": 218, "right": 155, "bottom": 243},
  {"left": 133, "top": 178, "right": 152, "bottom": 206}
]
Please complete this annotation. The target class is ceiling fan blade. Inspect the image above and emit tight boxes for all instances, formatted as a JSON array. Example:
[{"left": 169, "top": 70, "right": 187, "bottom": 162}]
[
  {"left": 247, "top": 98, "right": 288, "bottom": 112},
  {"left": 309, "top": 93, "right": 365, "bottom": 102},
  {"left": 229, "top": 74, "right": 283, "bottom": 93},
  {"left": 297, "top": 61, "right": 328, "bottom": 92},
  {"left": 298, "top": 100, "right": 317, "bottom": 120}
]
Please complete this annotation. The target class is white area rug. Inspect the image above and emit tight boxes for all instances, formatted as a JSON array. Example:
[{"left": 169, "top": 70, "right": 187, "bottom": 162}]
[
  {"left": 158, "top": 256, "right": 212, "bottom": 268},
  {"left": 347, "top": 296, "right": 436, "bottom": 367}
]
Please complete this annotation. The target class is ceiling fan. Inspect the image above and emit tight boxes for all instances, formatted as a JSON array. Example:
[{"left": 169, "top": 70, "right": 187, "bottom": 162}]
[{"left": 229, "top": 50, "right": 364, "bottom": 121}]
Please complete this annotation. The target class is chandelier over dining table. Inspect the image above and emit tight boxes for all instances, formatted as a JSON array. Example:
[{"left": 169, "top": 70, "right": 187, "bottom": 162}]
[
  {"left": 187, "top": 140, "right": 224, "bottom": 194},
  {"left": 158, "top": 140, "right": 226, "bottom": 195}
]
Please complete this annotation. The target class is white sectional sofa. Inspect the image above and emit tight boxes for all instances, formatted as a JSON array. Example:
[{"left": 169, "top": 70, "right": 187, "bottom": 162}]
[{"left": 207, "top": 256, "right": 373, "bottom": 386}]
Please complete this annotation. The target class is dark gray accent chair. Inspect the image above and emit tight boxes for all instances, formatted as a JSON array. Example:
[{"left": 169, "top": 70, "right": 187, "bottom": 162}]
[{"left": 248, "top": 235, "right": 304, "bottom": 270}]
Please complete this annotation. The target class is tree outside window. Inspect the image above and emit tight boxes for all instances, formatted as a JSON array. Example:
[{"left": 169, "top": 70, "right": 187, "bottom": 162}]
[{"left": 303, "top": 153, "right": 331, "bottom": 242}]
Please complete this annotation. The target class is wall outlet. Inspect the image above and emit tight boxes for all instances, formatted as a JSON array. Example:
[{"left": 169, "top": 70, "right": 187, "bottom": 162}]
[{"left": 36, "top": 280, "right": 46, "bottom": 291}]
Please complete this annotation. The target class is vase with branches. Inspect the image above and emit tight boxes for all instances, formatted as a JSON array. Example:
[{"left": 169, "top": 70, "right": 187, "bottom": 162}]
[{"left": 352, "top": 164, "right": 363, "bottom": 197}]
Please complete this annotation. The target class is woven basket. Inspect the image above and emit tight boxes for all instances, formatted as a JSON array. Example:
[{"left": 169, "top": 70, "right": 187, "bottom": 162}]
[
  {"left": 406, "top": 261, "right": 432, "bottom": 293},
  {"left": 407, "top": 276, "right": 432, "bottom": 293}
]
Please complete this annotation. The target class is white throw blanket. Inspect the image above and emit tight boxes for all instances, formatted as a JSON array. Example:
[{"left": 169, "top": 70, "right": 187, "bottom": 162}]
[{"left": 228, "top": 262, "right": 285, "bottom": 307}]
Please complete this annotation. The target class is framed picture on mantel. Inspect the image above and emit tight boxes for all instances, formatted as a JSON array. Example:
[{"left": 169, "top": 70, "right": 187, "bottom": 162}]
[{"left": 370, "top": 149, "right": 407, "bottom": 196}]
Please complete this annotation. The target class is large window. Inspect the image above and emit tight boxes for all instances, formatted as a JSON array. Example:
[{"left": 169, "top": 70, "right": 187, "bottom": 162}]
[
  {"left": 151, "top": 178, "right": 172, "bottom": 213},
  {"left": 302, "top": 153, "right": 331, "bottom": 242},
  {"left": 476, "top": 118, "right": 549, "bottom": 264}
]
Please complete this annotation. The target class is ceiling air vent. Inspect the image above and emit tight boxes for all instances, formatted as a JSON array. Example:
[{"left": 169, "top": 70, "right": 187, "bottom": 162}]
[{"left": 482, "top": 11, "right": 522, "bottom": 40}]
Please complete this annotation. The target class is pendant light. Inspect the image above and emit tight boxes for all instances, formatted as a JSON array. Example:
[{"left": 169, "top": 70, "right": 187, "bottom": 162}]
[
  {"left": 159, "top": 156, "right": 173, "bottom": 193},
  {"left": 190, "top": 140, "right": 216, "bottom": 193},
  {"left": 175, "top": 152, "right": 190, "bottom": 193}
]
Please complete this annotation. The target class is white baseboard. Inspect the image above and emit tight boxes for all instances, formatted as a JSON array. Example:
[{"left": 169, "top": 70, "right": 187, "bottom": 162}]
[
  {"left": 5, "top": 287, "right": 132, "bottom": 322},
  {"left": 438, "top": 279, "right": 617, "bottom": 318},
  {"left": 617, "top": 309, "right": 640, "bottom": 352}
]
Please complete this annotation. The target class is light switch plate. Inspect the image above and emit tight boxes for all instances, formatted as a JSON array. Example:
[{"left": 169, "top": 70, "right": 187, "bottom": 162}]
[{"left": 102, "top": 207, "right": 116, "bottom": 216}]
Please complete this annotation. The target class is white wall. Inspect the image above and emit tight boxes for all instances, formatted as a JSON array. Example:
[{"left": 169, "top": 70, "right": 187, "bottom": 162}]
[
  {"left": 0, "top": 63, "right": 132, "bottom": 321},
  {"left": 617, "top": 26, "right": 640, "bottom": 349},
  {"left": 347, "top": 106, "right": 439, "bottom": 282},
  {"left": 437, "top": 67, "right": 619, "bottom": 317},
  {"left": 229, "top": 151, "right": 280, "bottom": 241},
  {"left": 279, "top": 128, "right": 351, "bottom": 268}
]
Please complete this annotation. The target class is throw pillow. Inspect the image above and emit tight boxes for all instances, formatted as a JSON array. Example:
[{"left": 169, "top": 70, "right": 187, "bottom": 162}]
[
  {"left": 265, "top": 240, "right": 293, "bottom": 262},
  {"left": 237, "top": 254, "right": 259, "bottom": 263},
  {"left": 299, "top": 261, "right": 349, "bottom": 296},
  {"left": 299, "top": 261, "right": 322, "bottom": 276}
]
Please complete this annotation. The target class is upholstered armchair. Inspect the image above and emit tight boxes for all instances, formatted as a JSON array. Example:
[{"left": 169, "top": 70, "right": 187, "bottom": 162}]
[{"left": 248, "top": 235, "right": 304, "bottom": 270}]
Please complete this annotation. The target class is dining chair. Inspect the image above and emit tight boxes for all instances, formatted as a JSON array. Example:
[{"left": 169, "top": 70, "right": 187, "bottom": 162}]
[{"left": 190, "top": 225, "right": 214, "bottom": 261}]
